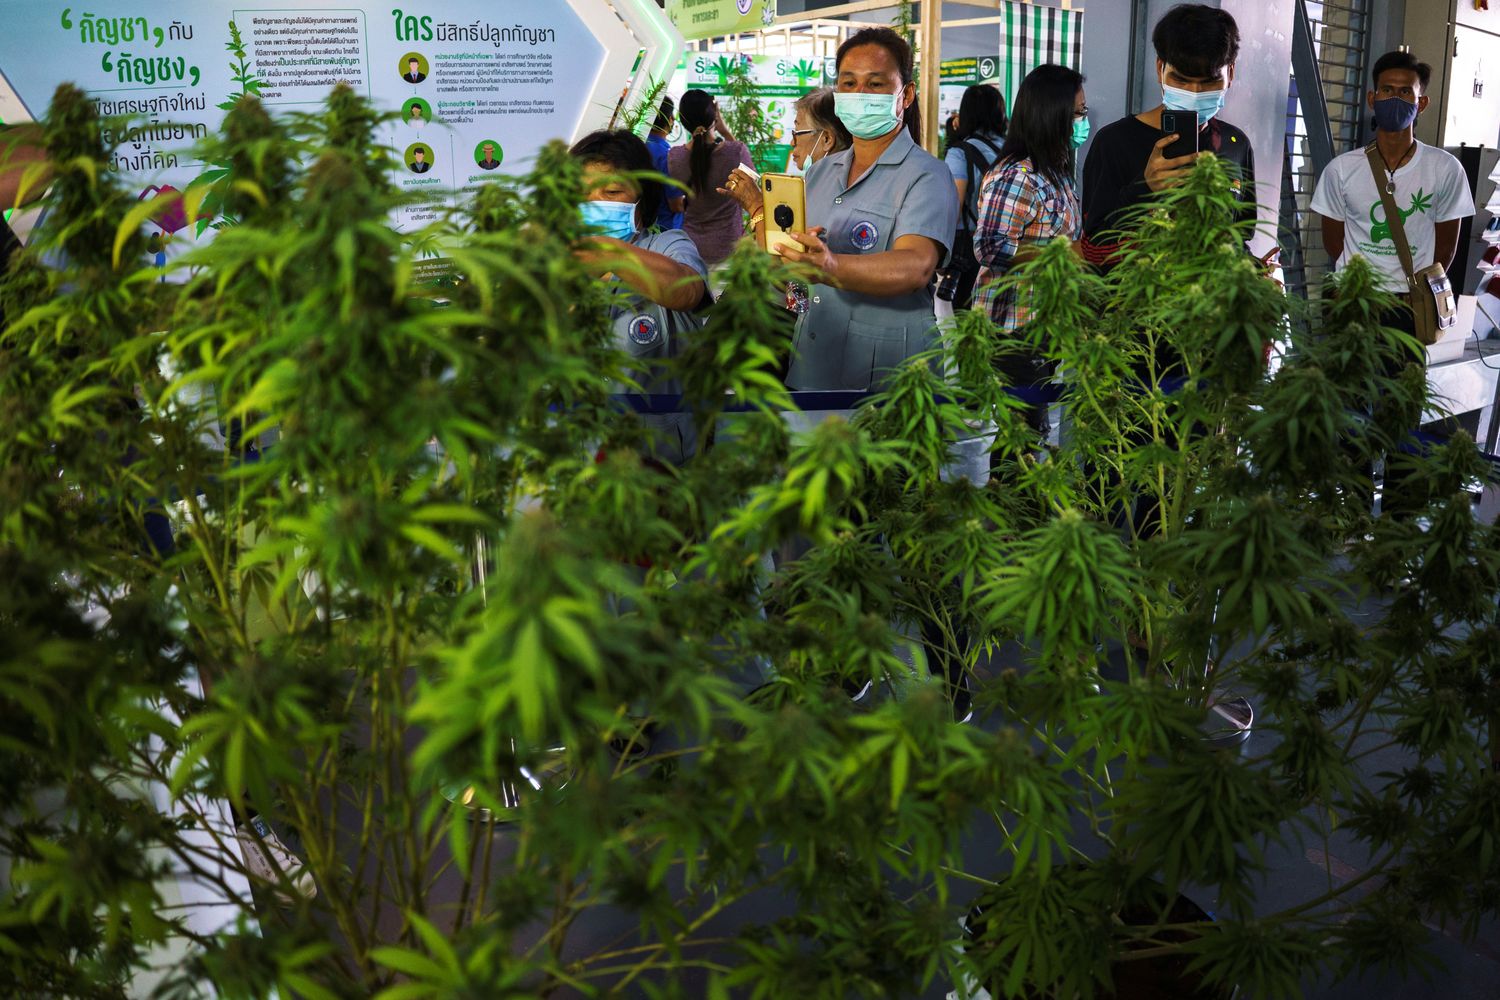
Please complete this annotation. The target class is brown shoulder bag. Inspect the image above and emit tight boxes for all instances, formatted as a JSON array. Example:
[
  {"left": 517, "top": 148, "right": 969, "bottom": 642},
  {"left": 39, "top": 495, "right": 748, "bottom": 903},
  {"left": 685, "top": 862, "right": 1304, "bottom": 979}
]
[{"left": 1363, "top": 143, "right": 1457, "bottom": 345}]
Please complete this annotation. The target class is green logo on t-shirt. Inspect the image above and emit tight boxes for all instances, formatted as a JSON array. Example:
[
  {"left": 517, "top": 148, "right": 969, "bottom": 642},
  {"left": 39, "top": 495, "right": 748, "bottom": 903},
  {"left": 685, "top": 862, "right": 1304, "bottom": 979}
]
[{"left": 1369, "top": 187, "right": 1432, "bottom": 244}]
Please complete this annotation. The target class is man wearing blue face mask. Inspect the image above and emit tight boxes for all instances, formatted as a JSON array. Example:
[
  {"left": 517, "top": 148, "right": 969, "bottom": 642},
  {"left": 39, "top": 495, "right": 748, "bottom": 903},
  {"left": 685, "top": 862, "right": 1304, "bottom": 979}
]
[
  {"left": 570, "top": 130, "right": 710, "bottom": 464},
  {"left": 1311, "top": 51, "right": 1475, "bottom": 517},
  {"left": 1311, "top": 51, "right": 1472, "bottom": 319},
  {"left": 1080, "top": 4, "right": 1261, "bottom": 275}
]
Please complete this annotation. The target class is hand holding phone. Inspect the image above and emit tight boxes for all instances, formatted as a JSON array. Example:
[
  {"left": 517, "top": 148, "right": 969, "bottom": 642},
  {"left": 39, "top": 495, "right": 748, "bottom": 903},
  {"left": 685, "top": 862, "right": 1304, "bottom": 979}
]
[
  {"left": 1146, "top": 127, "right": 1194, "bottom": 193},
  {"left": 1159, "top": 110, "right": 1200, "bottom": 160},
  {"left": 761, "top": 173, "right": 806, "bottom": 257}
]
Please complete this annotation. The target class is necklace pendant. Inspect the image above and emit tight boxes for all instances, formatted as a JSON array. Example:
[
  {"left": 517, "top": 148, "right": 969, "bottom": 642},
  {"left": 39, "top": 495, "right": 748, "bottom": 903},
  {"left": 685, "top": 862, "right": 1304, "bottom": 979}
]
[{"left": 1384, "top": 180, "right": 1395, "bottom": 195}]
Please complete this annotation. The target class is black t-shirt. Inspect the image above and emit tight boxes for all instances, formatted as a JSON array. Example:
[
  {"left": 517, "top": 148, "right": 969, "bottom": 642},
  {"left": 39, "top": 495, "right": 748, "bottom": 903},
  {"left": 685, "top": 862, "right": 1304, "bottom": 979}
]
[{"left": 1080, "top": 114, "right": 1256, "bottom": 271}]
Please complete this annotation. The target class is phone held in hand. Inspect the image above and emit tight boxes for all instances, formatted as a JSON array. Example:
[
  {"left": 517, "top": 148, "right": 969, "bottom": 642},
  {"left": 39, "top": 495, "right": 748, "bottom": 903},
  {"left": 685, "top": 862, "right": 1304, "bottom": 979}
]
[
  {"left": 761, "top": 173, "right": 806, "bottom": 257},
  {"left": 1160, "top": 110, "right": 1199, "bottom": 160}
]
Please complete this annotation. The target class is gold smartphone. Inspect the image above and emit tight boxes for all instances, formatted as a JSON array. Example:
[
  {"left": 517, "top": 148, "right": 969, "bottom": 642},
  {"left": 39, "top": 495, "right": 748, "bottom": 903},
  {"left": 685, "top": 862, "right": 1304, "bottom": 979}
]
[{"left": 761, "top": 173, "right": 806, "bottom": 257}]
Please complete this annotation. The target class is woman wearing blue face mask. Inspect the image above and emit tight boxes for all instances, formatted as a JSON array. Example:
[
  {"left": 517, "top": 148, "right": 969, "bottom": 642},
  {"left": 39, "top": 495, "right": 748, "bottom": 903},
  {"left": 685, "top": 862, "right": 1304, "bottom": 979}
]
[
  {"left": 570, "top": 130, "right": 711, "bottom": 463},
  {"left": 971, "top": 64, "right": 1087, "bottom": 441},
  {"left": 774, "top": 26, "right": 959, "bottom": 392}
]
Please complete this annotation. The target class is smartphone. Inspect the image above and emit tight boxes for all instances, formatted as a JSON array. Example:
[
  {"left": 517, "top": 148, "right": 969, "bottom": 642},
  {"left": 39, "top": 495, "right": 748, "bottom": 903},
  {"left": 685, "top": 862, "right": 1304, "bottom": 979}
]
[
  {"left": 1160, "top": 110, "right": 1199, "bottom": 160},
  {"left": 761, "top": 173, "right": 806, "bottom": 257}
]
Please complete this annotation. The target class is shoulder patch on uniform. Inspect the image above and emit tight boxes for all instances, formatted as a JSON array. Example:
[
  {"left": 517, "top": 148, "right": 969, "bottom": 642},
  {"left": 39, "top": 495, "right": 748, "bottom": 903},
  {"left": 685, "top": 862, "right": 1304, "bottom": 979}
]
[
  {"left": 627, "top": 314, "right": 661, "bottom": 346},
  {"left": 850, "top": 220, "right": 879, "bottom": 251}
]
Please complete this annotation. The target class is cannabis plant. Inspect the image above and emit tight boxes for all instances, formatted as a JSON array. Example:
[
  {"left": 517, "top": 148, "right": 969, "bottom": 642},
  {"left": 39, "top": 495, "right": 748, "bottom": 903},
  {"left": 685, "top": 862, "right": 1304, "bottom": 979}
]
[
  {"left": 720, "top": 60, "right": 782, "bottom": 173},
  {"left": 2, "top": 87, "right": 1498, "bottom": 1000}
]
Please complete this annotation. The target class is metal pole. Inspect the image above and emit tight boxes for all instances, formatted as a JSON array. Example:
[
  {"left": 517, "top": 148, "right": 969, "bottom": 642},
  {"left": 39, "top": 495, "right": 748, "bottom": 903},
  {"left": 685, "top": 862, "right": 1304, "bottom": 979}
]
[
  {"left": 1126, "top": 0, "right": 1152, "bottom": 117},
  {"left": 1291, "top": 0, "right": 1336, "bottom": 176}
]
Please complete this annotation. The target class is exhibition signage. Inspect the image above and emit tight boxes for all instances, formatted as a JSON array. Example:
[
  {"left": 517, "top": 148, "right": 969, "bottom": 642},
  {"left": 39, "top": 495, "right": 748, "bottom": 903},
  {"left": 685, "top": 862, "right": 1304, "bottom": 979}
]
[
  {"left": 939, "top": 55, "right": 1001, "bottom": 86},
  {"left": 0, "top": 1, "right": 653, "bottom": 241},
  {"left": 665, "top": 51, "right": 829, "bottom": 171},
  {"left": 938, "top": 2, "right": 1083, "bottom": 143},
  {"left": 664, "top": 0, "right": 777, "bottom": 42}
]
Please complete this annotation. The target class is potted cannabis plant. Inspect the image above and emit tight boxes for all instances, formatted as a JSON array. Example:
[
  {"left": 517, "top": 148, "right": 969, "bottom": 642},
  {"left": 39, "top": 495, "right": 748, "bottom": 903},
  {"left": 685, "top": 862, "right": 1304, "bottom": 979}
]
[{"left": 2, "top": 85, "right": 1498, "bottom": 1000}]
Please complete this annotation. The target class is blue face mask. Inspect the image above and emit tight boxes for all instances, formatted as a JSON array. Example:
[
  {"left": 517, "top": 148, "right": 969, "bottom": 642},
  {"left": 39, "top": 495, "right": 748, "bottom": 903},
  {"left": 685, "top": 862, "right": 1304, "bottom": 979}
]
[
  {"left": 1162, "top": 75, "right": 1227, "bottom": 126},
  {"left": 1372, "top": 96, "right": 1419, "bottom": 133},
  {"left": 580, "top": 199, "right": 637, "bottom": 240}
]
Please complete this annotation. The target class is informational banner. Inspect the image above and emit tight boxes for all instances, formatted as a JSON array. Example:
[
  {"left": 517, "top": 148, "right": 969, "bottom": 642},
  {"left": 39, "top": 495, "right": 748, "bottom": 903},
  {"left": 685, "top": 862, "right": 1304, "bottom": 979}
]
[
  {"left": 937, "top": 3, "right": 1083, "bottom": 147},
  {"left": 666, "top": 51, "right": 830, "bottom": 171},
  {"left": 939, "top": 55, "right": 1001, "bottom": 87},
  {"left": 665, "top": 0, "right": 777, "bottom": 42},
  {"left": 0, "top": 1, "right": 623, "bottom": 243},
  {"left": 995, "top": 2, "right": 1083, "bottom": 109}
]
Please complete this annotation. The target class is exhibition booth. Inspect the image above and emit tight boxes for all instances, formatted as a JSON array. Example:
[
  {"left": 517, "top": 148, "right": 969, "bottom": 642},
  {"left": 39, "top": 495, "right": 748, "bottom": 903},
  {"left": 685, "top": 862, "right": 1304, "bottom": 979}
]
[{"left": 3, "top": 3, "right": 1500, "bottom": 998}]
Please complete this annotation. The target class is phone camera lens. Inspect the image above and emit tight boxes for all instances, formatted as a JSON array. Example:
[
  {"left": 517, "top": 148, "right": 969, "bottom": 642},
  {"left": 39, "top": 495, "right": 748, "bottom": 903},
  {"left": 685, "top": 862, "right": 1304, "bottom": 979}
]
[{"left": 773, "top": 204, "right": 794, "bottom": 230}]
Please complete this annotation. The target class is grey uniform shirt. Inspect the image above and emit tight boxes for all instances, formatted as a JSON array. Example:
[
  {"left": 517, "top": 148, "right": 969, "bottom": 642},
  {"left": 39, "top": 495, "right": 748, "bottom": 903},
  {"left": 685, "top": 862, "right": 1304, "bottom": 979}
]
[
  {"left": 608, "top": 228, "right": 707, "bottom": 463},
  {"left": 786, "top": 127, "right": 958, "bottom": 391}
]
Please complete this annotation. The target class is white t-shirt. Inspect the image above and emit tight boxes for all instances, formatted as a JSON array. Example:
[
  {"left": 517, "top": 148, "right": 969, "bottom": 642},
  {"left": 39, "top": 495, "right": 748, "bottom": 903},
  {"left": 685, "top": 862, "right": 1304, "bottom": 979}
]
[{"left": 1310, "top": 142, "right": 1475, "bottom": 292}]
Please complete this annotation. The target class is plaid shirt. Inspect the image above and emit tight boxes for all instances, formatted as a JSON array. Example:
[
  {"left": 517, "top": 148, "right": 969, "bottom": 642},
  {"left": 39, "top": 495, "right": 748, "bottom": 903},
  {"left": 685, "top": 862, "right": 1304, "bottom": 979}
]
[{"left": 971, "top": 159, "right": 1081, "bottom": 334}]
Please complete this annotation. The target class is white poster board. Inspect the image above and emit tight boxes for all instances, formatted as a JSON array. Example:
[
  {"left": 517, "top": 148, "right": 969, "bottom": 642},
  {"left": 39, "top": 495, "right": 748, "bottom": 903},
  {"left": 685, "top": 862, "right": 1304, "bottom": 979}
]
[{"left": 0, "top": 1, "right": 668, "bottom": 239}]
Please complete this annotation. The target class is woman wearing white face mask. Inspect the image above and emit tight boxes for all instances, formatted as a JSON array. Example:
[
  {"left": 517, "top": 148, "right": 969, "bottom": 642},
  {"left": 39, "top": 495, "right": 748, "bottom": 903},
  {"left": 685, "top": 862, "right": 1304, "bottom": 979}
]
[
  {"left": 570, "top": 130, "right": 710, "bottom": 463},
  {"left": 772, "top": 27, "right": 958, "bottom": 393}
]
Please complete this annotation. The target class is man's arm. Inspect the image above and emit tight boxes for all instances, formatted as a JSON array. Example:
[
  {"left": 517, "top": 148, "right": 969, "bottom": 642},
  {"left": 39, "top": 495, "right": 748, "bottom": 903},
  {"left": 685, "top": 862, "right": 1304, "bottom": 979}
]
[
  {"left": 1079, "top": 135, "right": 1122, "bottom": 267},
  {"left": 1433, "top": 219, "right": 1461, "bottom": 271},
  {"left": 1319, "top": 215, "right": 1345, "bottom": 264},
  {"left": 1430, "top": 157, "right": 1476, "bottom": 272}
]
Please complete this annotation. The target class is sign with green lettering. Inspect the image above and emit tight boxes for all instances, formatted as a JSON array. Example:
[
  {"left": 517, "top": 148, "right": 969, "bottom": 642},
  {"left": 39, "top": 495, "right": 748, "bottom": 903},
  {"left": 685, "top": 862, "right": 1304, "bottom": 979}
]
[{"left": 665, "top": 0, "right": 776, "bottom": 41}]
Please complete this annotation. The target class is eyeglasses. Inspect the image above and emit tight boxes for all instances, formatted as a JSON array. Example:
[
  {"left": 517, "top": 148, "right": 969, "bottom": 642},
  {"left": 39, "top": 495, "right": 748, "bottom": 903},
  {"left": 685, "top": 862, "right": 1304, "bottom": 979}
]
[{"left": 790, "top": 128, "right": 817, "bottom": 139}]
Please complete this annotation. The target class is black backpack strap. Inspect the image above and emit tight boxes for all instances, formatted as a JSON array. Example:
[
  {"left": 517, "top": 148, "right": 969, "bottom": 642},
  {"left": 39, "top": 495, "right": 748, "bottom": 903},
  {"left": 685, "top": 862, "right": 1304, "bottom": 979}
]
[{"left": 957, "top": 138, "right": 995, "bottom": 229}]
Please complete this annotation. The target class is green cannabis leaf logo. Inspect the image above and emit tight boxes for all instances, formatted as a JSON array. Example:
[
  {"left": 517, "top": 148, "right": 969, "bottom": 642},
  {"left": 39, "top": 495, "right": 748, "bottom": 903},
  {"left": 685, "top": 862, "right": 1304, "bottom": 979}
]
[{"left": 1369, "top": 187, "right": 1433, "bottom": 244}]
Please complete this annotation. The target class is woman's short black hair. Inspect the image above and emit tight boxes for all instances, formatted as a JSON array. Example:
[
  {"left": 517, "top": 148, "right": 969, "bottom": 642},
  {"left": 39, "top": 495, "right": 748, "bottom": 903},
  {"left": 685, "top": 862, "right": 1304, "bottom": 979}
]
[
  {"left": 1371, "top": 50, "right": 1432, "bottom": 93},
  {"left": 1152, "top": 4, "right": 1240, "bottom": 80},
  {"left": 995, "top": 64, "right": 1084, "bottom": 189},
  {"left": 836, "top": 26, "right": 921, "bottom": 142},
  {"left": 568, "top": 129, "right": 661, "bottom": 233},
  {"left": 957, "top": 84, "right": 1007, "bottom": 141}
]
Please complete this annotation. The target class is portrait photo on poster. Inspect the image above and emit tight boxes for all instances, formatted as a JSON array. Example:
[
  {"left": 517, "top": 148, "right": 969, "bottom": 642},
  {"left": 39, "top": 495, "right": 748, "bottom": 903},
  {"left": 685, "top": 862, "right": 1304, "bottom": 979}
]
[
  {"left": 406, "top": 142, "right": 434, "bottom": 173},
  {"left": 401, "top": 52, "right": 428, "bottom": 84},
  {"left": 474, "top": 139, "right": 503, "bottom": 170},
  {"left": 403, "top": 98, "right": 432, "bottom": 128}
]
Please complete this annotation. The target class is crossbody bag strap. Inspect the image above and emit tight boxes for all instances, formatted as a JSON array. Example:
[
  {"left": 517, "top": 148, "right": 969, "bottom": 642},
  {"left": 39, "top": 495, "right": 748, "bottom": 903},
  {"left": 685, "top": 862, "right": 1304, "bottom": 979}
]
[{"left": 1364, "top": 143, "right": 1417, "bottom": 282}]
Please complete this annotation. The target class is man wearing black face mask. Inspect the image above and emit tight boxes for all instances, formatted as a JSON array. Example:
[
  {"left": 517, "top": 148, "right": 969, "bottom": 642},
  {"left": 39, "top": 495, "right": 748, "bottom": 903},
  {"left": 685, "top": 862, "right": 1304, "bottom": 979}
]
[{"left": 1312, "top": 50, "right": 1473, "bottom": 325}]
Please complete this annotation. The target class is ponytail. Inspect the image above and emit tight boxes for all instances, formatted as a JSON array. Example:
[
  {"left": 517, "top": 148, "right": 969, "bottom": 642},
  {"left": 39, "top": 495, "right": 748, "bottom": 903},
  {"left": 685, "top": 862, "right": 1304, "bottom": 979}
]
[
  {"left": 678, "top": 89, "right": 718, "bottom": 196},
  {"left": 688, "top": 126, "right": 715, "bottom": 197}
]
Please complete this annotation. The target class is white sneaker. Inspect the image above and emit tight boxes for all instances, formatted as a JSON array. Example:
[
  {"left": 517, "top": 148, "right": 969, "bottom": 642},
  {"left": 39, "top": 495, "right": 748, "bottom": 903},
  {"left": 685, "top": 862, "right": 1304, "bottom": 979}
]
[{"left": 236, "top": 815, "right": 317, "bottom": 903}]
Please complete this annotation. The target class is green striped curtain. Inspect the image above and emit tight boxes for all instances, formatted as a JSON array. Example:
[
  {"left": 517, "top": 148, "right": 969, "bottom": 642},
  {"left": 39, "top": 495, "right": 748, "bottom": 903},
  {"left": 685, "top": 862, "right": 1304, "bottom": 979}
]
[{"left": 998, "top": 2, "right": 1084, "bottom": 114}]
